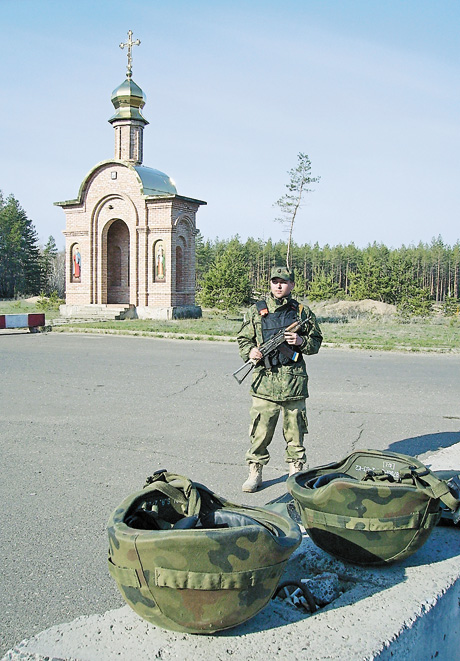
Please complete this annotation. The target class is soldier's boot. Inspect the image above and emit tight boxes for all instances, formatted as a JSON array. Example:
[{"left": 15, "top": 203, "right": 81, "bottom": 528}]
[
  {"left": 288, "top": 461, "right": 304, "bottom": 477},
  {"left": 242, "top": 462, "right": 263, "bottom": 492}
]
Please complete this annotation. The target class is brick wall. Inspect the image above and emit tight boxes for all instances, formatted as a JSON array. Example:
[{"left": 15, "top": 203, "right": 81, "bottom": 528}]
[{"left": 60, "top": 162, "right": 202, "bottom": 310}]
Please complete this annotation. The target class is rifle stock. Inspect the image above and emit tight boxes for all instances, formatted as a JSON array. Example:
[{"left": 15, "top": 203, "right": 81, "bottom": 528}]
[{"left": 232, "top": 360, "right": 256, "bottom": 384}]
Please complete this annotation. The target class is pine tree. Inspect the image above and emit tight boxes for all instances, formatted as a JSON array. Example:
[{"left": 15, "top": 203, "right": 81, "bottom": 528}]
[
  {"left": 195, "top": 231, "right": 215, "bottom": 286},
  {"left": 0, "top": 193, "right": 41, "bottom": 298},
  {"left": 40, "top": 236, "right": 65, "bottom": 297},
  {"left": 198, "top": 239, "right": 251, "bottom": 310},
  {"left": 348, "top": 244, "right": 394, "bottom": 302},
  {"left": 308, "top": 271, "right": 345, "bottom": 301},
  {"left": 274, "top": 153, "right": 320, "bottom": 270}
]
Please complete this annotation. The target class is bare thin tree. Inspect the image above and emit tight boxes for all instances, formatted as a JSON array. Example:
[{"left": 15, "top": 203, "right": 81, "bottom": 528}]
[{"left": 274, "top": 153, "right": 320, "bottom": 270}]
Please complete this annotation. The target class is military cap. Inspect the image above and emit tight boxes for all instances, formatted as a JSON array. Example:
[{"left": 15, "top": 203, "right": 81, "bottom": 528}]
[{"left": 270, "top": 265, "right": 294, "bottom": 282}]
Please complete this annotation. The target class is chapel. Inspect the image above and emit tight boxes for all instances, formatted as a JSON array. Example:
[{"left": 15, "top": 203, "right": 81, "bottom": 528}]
[{"left": 55, "top": 31, "right": 206, "bottom": 319}]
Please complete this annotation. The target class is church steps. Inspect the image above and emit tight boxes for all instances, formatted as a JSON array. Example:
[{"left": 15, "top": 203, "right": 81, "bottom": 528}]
[{"left": 56, "top": 305, "right": 130, "bottom": 323}]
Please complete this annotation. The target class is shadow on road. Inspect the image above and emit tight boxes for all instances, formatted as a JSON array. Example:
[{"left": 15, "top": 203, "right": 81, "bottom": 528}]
[
  {"left": 388, "top": 430, "right": 460, "bottom": 457},
  {"left": 258, "top": 474, "right": 288, "bottom": 489}
]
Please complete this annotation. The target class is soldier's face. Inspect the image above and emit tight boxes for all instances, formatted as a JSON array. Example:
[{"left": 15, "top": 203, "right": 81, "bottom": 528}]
[{"left": 271, "top": 278, "right": 294, "bottom": 299}]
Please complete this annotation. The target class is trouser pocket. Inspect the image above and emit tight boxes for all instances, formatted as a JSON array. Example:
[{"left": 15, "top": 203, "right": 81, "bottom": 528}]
[
  {"left": 299, "top": 409, "right": 308, "bottom": 436},
  {"left": 246, "top": 399, "right": 280, "bottom": 464},
  {"left": 249, "top": 411, "right": 261, "bottom": 438}
]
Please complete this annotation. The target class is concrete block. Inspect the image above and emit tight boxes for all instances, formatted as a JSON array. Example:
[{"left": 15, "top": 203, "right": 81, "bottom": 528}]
[{"left": 2, "top": 445, "right": 459, "bottom": 661}]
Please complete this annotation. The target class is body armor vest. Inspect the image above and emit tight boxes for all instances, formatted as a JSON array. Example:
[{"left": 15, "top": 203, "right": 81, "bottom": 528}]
[{"left": 259, "top": 300, "right": 301, "bottom": 367}]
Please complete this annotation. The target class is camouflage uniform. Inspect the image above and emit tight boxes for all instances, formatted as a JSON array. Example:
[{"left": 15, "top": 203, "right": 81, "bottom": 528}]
[{"left": 237, "top": 291, "right": 322, "bottom": 466}]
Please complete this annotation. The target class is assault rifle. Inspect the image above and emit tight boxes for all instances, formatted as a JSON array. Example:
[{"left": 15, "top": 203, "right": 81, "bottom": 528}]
[{"left": 233, "top": 318, "right": 309, "bottom": 384}]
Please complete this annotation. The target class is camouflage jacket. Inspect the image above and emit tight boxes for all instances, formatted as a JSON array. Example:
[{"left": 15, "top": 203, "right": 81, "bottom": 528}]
[{"left": 237, "top": 294, "right": 323, "bottom": 402}]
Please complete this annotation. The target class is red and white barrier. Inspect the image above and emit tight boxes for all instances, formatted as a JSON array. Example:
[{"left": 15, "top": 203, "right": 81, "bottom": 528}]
[{"left": 0, "top": 313, "right": 45, "bottom": 330}]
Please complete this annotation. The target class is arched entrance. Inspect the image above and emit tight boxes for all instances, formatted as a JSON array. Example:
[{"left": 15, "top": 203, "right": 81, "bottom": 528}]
[{"left": 107, "top": 219, "right": 130, "bottom": 304}]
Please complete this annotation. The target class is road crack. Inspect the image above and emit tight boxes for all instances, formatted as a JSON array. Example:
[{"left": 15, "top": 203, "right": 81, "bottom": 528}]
[
  {"left": 165, "top": 371, "right": 208, "bottom": 397},
  {"left": 351, "top": 424, "right": 364, "bottom": 451}
]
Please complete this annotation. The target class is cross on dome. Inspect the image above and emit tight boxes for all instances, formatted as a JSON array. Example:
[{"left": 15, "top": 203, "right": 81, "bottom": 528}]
[{"left": 119, "top": 30, "right": 140, "bottom": 79}]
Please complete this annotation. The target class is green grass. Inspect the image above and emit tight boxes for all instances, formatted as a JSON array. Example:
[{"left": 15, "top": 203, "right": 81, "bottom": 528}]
[
  {"left": 320, "top": 316, "right": 460, "bottom": 352},
  {"left": 0, "top": 299, "right": 62, "bottom": 319},
  {"left": 55, "top": 312, "right": 242, "bottom": 337},
  {"left": 1, "top": 299, "right": 459, "bottom": 352}
]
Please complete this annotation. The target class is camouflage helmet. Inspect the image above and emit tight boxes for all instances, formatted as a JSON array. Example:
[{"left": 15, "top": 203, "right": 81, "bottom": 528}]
[
  {"left": 107, "top": 470, "right": 301, "bottom": 633},
  {"left": 287, "top": 449, "right": 460, "bottom": 566}
]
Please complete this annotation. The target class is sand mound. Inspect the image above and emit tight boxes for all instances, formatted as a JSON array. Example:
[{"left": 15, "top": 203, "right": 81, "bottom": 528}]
[{"left": 311, "top": 298, "right": 397, "bottom": 317}]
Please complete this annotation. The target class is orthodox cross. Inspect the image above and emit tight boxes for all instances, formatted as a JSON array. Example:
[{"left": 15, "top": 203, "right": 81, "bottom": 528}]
[{"left": 119, "top": 30, "right": 141, "bottom": 79}]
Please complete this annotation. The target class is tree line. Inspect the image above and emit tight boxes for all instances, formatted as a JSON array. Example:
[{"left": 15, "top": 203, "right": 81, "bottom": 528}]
[
  {"left": 0, "top": 192, "right": 64, "bottom": 299},
  {"left": 196, "top": 234, "right": 460, "bottom": 313},
  {"left": 2, "top": 187, "right": 459, "bottom": 316}
]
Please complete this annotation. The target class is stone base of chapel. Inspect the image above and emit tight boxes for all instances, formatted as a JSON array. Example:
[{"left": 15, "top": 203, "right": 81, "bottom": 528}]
[
  {"left": 59, "top": 304, "right": 202, "bottom": 321},
  {"left": 136, "top": 305, "right": 202, "bottom": 320}
]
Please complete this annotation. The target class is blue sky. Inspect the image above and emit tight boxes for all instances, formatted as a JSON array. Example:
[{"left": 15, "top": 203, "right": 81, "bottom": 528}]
[{"left": 2, "top": 0, "right": 459, "bottom": 249}]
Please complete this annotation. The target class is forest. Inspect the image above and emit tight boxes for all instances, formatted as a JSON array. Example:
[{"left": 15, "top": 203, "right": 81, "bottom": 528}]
[
  {"left": 196, "top": 233, "right": 460, "bottom": 314},
  {"left": 0, "top": 192, "right": 63, "bottom": 299},
  {"left": 2, "top": 188, "right": 459, "bottom": 317}
]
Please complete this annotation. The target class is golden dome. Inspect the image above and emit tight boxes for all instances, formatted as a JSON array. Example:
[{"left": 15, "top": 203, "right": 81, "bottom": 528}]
[{"left": 108, "top": 78, "right": 148, "bottom": 124}]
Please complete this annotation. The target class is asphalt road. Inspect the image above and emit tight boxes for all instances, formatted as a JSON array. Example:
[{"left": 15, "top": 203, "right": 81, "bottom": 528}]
[{"left": 1, "top": 331, "right": 459, "bottom": 655}]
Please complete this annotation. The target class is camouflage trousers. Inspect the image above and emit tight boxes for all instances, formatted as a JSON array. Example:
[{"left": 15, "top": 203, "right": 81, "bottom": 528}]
[{"left": 245, "top": 396, "right": 308, "bottom": 466}]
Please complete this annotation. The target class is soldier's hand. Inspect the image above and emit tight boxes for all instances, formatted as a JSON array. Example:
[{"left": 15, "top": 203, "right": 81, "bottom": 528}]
[
  {"left": 285, "top": 331, "right": 302, "bottom": 346},
  {"left": 249, "top": 347, "right": 263, "bottom": 361}
]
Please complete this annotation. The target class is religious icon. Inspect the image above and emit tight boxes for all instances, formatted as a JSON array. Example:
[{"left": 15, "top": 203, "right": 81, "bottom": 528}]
[
  {"left": 155, "top": 243, "right": 166, "bottom": 281},
  {"left": 72, "top": 244, "right": 81, "bottom": 282}
]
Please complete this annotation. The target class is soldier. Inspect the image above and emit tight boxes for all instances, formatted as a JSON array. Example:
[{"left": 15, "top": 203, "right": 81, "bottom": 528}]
[{"left": 237, "top": 266, "right": 323, "bottom": 492}]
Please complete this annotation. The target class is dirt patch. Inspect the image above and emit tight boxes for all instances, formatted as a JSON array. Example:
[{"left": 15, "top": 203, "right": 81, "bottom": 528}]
[{"left": 311, "top": 298, "right": 397, "bottom": 318}]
